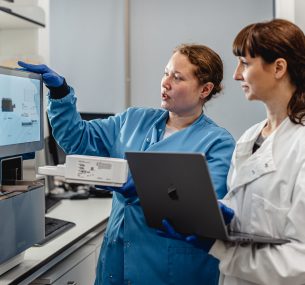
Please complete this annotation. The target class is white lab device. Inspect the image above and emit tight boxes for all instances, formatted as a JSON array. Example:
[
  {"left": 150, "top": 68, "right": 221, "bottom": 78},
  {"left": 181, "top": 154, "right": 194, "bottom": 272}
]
[{"left": 38, "top": 155, "right": 128, "bottom": 187}]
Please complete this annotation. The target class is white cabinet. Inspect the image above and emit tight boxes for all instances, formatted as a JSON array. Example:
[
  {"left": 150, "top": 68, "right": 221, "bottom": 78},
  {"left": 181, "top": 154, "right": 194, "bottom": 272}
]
[
  {"left": 30, "top": 232, "right": 105, "bottom": 285},
  {"left": 0, "top": 0, "right": 45, "bottom": 69},
  {"left": 0, "top": 0, "right": 45, "bottom": 29},
  {"left": 0, "top": 199, "right": 111, "bottom": 285},
  {"left": 0, "top": 6, "right": 45, "bottom": 29},
  {"left": 86, "top": 232, "right": 104, "bottom": 265},
  {"left": 30, "top": 244, "right": 98, "bottom": 285},
  {"left": 52, "top": 249, "right": 95, "bottom": 285}
]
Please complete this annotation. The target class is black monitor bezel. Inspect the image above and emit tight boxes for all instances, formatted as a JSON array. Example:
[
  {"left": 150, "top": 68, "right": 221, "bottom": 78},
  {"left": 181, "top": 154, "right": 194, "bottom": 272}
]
[{"left": 0, "top": 66, "right": 43, "bottom": 158}]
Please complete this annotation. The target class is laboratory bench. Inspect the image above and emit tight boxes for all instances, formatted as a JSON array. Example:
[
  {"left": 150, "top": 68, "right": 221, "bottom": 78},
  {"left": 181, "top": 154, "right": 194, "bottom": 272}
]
[{"left": 0, "top": 198, "right": 112, "bottom": 285}]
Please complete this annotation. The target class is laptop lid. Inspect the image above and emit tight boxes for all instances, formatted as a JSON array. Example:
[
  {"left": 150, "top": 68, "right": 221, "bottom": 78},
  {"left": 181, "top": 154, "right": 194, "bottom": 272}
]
[{"left": 126, "top": 151, "right": 289, "bottom": 245}]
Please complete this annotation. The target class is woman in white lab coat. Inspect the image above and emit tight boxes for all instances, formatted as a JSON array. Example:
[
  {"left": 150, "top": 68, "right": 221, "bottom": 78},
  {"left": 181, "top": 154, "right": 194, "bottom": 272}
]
[{"left": 208, "top": 19, "right": 305, "bottom": 285}]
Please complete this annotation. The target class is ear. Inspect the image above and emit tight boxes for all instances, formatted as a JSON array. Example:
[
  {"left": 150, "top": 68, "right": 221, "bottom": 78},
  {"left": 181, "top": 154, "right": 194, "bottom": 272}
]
[
  {"left": 274, "top": 58, "right": 287, "bottom": 79},
  {"left": 200, "top": 82, "right": 214, "bottom": 99}
]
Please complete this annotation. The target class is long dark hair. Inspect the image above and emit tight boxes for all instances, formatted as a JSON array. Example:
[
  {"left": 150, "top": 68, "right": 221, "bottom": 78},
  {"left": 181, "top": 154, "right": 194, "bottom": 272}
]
[{"left": 233, "top": 19, "right": 305, "bottom": 125}]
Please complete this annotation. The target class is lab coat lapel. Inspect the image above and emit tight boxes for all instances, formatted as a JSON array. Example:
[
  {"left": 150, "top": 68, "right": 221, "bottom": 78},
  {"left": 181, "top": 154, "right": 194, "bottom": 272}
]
[
  {"left": 231, "top": 142, "right": 276, "bottom": 190},
  {"left": 230, "top": 121, "right": 276, "bottom": 190}
]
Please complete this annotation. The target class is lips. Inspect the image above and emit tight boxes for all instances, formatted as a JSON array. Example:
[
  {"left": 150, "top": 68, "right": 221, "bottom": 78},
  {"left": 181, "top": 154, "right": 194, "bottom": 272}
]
[{"left": 161, "top": 92, "right": 169, "bottom": 100}]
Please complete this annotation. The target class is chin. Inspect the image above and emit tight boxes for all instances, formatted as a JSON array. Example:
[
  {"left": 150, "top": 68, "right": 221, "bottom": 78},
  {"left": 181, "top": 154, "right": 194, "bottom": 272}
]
[
  {"left": 161, "top": 102, "right": 169, "bottom": 110},
  {"left": 246, "top": 95, "right": 260, "bottom": 102},
  {"left": 244, "top": 93, "right": 254, "bottom": 101}
]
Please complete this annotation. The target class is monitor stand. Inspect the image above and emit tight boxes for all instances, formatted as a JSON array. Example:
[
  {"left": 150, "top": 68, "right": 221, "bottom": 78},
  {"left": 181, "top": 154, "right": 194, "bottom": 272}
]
[{"left": 0, "top": 252, "right": 24, "bottom": 276}]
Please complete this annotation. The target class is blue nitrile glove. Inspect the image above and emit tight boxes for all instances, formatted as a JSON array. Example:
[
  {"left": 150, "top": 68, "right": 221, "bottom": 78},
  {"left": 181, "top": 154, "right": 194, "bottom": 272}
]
[
  {"left": 157, "top": 219, "right": 215, "bottom": 251},
  {"left": 157, "top": 202, "right": 234, "bottom": 251},
  {"left": 218, "top": 201, "right": 235, "bottom": 225},
  {"left": 103, "top": 176, "right": 137, "bottom": 198},
  {"left": 18, "top": 61, "right": 64, "bottom": 88}
]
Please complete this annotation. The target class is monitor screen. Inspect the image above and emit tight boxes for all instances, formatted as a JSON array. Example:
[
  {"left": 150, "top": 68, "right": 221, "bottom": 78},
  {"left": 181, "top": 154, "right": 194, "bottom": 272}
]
[{"left": 0, "top": 66, "right": 43, "bottom": 158}]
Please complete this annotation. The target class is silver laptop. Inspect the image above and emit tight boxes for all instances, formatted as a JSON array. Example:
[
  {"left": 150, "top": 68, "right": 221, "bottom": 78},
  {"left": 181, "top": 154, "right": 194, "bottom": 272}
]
[{"left": 125, "top": 151, "right": 289, "bottom": 245}]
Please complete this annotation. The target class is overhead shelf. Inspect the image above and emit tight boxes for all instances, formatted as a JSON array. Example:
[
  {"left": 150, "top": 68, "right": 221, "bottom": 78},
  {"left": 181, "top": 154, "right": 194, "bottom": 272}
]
[{"left": 0, "top": 6, "right": 45, "bottom": 29}]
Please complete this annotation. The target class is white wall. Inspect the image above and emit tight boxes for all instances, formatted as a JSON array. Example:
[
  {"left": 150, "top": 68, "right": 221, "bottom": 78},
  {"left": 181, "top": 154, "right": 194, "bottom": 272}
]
[
  {"left": 49, "top": 0, "right": 274, "bottom": 139},
  {"left": 38, "top": 0, "right": 49, "bottom": 63},
  {"left": 295, "top": 0, "right": 305, "bottom": 32},
  {"left": 275, "top": 0, "right": 305, "bottom": 32},
  {"left": 129, "top": 0, "right": 273, "bottom": 139},
  {"left": 275, "top": 0, "right": 295, "bottom": 21},
  {"left": 49, "top": 0, "right": 125, "bottom": 114}
]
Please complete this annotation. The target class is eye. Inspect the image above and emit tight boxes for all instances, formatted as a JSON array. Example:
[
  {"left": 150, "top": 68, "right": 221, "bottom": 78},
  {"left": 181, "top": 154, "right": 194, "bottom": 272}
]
[
  {"left": 239, "top": 57, "right": 248, "bottom": 66},
  {"left": 173, "top": 74, "right": 182, "bottom": 82},
  {"left": 163, "top": 71, "right": 169, "bottom": 77}
]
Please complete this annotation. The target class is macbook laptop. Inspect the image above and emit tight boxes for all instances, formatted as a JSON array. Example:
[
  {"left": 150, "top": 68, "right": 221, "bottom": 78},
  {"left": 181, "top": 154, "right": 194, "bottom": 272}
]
[{"left": 125, "top": 151, "right": 289, "bottom": 245}]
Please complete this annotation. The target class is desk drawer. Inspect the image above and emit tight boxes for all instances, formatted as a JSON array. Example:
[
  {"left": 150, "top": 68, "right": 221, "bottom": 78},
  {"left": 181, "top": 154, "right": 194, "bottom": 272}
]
[{"left": 31, "top": 244, "right": 96, "bottom": 284}]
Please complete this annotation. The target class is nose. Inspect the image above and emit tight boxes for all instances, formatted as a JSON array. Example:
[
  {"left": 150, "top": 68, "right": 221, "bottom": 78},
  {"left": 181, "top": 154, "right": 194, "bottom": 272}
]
[
  {"left": 161, "top": 74, "right": 171, "bottom": 90},
  {"left": 233, "top": 63, "right": 243, "bottom": 81}
]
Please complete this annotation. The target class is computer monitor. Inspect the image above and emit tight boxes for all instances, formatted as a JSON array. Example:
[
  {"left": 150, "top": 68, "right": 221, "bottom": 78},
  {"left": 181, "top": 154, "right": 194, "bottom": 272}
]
[{"left": 0, "top": 66, "right": 43, "bottom": 159}]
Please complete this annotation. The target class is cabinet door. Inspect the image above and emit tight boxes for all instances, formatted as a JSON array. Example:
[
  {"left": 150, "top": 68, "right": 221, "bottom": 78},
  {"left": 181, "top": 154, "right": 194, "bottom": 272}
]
[
  {"left": 31, "top": 245, "right": 97, "bottom": 285},
  {"left": 53, "top": 251, "right": 96, "bottom": 285},
  {"left": 86, "top": 232, "right": 104, "bottom": 265}
]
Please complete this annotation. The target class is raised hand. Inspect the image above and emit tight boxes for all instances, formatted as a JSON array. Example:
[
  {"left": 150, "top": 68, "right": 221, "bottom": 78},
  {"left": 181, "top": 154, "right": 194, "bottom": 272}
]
[{"left": 18, "top": 61, "right": 64, "bottom": 87}]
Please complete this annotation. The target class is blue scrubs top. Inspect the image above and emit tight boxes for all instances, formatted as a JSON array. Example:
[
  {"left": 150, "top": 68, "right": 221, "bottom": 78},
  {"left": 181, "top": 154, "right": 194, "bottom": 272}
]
[{"left": 47, "top": 88, "right": 235, "bottom": 285}]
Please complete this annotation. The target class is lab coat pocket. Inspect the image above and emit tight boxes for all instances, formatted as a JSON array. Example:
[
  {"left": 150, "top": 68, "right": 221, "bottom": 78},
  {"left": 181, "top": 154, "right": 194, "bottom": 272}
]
[
  {"left": 250, "top": 194, "right": 289, "bottom": 238},
  {"left": 168, "top": 246, "right": 219, "bottom": 285}
]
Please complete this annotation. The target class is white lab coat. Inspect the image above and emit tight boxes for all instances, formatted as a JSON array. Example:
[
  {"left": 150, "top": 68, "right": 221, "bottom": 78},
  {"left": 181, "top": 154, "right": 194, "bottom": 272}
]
[{"left": 210, "top": 117, "right": 305, "bottom": 285}]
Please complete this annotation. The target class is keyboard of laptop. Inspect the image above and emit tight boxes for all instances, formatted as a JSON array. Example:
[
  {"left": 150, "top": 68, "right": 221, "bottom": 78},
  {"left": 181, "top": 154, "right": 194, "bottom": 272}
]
[{"left": 36, "top": 217, "right": 76, "bottom": 246}]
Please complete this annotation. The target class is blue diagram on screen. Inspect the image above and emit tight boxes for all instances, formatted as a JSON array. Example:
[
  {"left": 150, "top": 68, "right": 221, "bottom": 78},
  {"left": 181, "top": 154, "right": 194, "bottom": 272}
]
[{"left": 0, "top": 74, "right": 40, "bottom": 147}]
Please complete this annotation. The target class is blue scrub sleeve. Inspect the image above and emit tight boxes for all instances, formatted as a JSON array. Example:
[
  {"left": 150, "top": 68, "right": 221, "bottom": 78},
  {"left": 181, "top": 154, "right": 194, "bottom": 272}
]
[
  {"left": 47, "top": 89, "right": 127, "bottom": 157},
  {"left": 206, "top": 136, "right": 235, "bottom": 199}
]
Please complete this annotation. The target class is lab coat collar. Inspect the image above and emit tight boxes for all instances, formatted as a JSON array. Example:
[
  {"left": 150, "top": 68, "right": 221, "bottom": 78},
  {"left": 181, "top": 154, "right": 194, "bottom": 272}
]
[
  {"left": 230, "top": 118, "right": 290, "bottom": 191},
  {"left": 234, "top": 119, "right": 267, "bottom": 160}
]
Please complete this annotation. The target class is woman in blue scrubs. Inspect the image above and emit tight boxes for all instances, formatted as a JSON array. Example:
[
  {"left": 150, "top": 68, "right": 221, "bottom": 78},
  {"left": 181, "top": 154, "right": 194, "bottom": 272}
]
[{"left": 19, "top": 44, "right": 235, "bottom": 285}]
